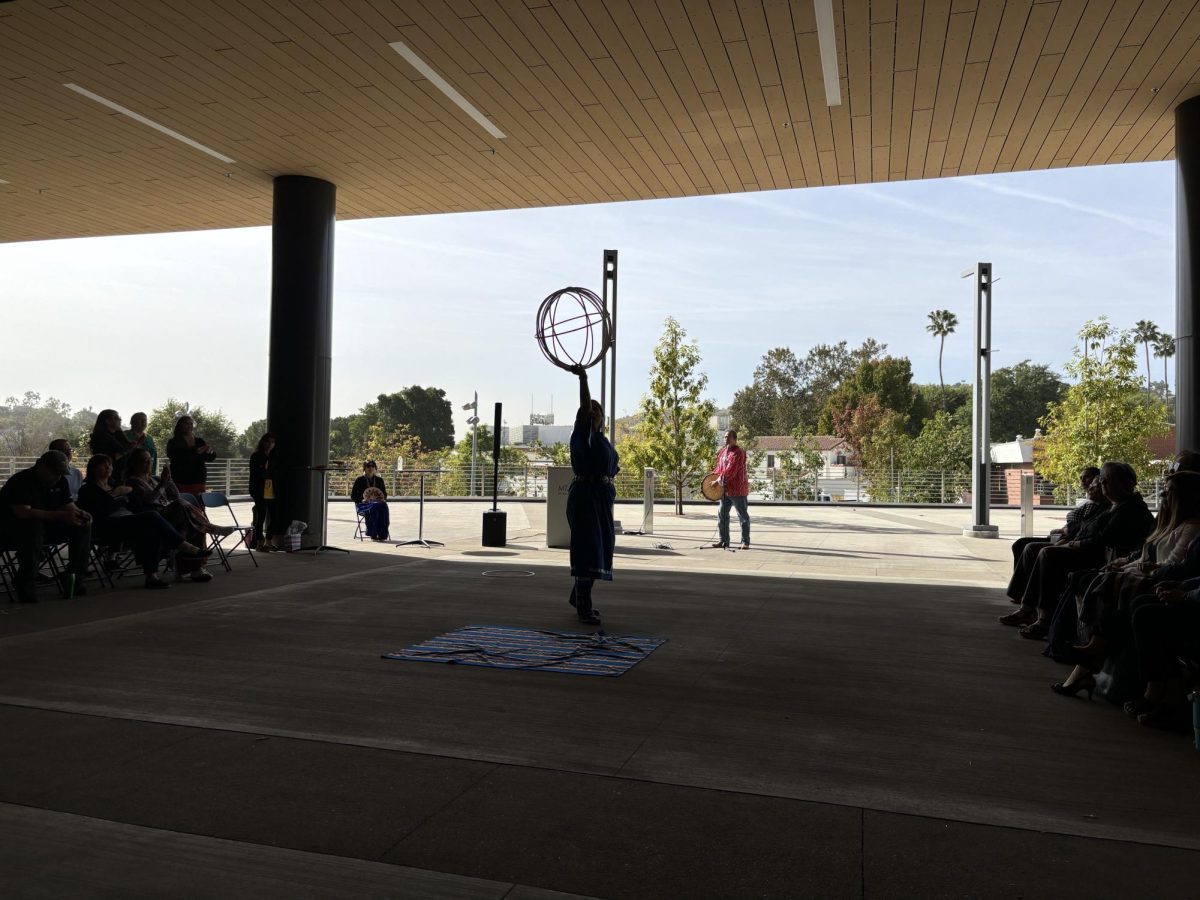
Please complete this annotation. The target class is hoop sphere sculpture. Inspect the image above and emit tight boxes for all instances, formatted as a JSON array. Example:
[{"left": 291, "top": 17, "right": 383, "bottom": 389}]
[{"left": 535, "top": 286, "right": 612, "bottom": 371}]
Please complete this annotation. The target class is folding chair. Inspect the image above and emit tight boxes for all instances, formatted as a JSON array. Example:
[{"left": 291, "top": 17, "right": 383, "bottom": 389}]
[
  {"left": 0, "top": 545, "right": 17, "bottom": 601},
  {"left": 199, "top": 491, "right": 258, "bottom": 571},
  {"left": 353, "top": 508, "right": 367, "bottom": 541}
]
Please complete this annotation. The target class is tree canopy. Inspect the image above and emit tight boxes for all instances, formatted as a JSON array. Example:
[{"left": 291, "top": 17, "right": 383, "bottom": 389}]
[
  {"left": 145, "top": 399, "right": 239, "bottom": 458},
  {"left": 0, "top": 392, "right": 96, "bottom": 456},
  {"left": 621, "top": 317, "right": 716, "bottom": 513},
  {"left": 989, "top": 361, "right": 1067, "bottom": 442},
  {"left": 730, "top": 339, "right": 888, "bottom": 436},
  {"left": 1037, "top": 321, "right": 1170, "bottom": 493}
]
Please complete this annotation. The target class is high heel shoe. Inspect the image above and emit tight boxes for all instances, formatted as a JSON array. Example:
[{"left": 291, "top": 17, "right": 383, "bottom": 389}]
[{"left": 1051, "top": 674, "right": 1095, "bottom": 700}]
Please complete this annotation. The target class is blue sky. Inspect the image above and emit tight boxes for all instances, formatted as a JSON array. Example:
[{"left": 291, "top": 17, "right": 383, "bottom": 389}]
[{"left": 0, "top": 161, "right": 1176, "bottom": 438}]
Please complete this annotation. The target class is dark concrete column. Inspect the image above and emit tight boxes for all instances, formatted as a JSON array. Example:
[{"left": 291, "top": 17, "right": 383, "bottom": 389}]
[
  {"left": 267, "top": 175, "right": 335, "bottom": 545},
  {"left": 1177, "top": 97, "right": 1200, "bottom": 451}
]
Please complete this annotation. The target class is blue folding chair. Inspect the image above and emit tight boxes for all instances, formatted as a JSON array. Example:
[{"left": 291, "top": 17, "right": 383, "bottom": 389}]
[{"left": 199, "top": 491, "right": 258, "bottom": 571}]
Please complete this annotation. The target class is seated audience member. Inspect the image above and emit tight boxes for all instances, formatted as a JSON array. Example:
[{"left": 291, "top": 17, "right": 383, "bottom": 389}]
[
  {"left": 125, "top": 449, "right": 233, "bottom": 582},
  {"left": 1007, "top": 469, "right": 1108, "bottom": 605},
  {"left": 1011, "top": 467, "right": 1101, "bottom": 567},
  {"left": 1049, "top": 472, "right": 1200, "bottom": 695},
  {"left": 0, "top": 451, "right": 92, "bottom": 602},
  {"left": 48, "top": 439, "right": 83, "bottom": 500},
  {"left": 89, "top": 409, "right": 133, "bottom": 482},
  {"left": 351, "top": 460, "right": 390, "bottom": 541},
  {"left": 1122, "top": 578, "right": 1200, "bottom": 726},
  {"left": 124, "top": 411, "right": 158, "bottom": 470},
  {"left": 248, "top": 433, "right": 281, "bottom": 551},
  {"left": 77, "top": 455, "right": 206, "bottom": 590},
  {"left": 166, "top": 415, "right": 216, "bottom": 496},
  {"left": 1000, "top": 461, "right": 1154, "bottom": 636}
]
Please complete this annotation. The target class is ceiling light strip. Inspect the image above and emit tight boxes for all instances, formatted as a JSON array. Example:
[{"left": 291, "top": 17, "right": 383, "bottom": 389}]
[
  {"left": 389, "top": 41, "right": 505, "bottom": 140},
  {"left": 63, "top": 83, "right": 236, "bottom": 164},
  {"left": 813, "top": 0, "right": 842, "bottom": 107}
]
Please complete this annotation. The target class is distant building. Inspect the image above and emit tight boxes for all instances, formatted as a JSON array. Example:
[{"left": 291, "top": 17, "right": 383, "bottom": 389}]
[
  {"left": 747, "top": 435, "right": 855, "bottom": 476},
  {"left": 512, "top": 423, "right": 574, "bottom": 447},
  {"left": 709, "top": 408, "right": 732, "bottom": 447}
]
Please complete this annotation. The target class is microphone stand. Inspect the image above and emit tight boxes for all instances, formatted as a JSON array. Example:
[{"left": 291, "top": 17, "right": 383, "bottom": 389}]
[{"left": 305, "top": 465, "right": 349, "bottom": 555}]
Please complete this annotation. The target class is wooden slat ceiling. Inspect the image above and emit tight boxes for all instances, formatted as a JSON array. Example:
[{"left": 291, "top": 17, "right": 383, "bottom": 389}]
[{"left": 2, "top": 0, "right": 1198, "bottom": 243}]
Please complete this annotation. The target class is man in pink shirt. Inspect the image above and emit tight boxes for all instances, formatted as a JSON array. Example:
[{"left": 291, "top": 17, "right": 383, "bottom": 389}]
[{"left": 711, "top": 430, "right": 750, "bottom": 549}]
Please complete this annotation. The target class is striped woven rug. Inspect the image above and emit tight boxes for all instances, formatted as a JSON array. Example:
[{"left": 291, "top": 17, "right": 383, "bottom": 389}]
[{"left": 382, "top": 624, "right": 667, "bottom": 677}]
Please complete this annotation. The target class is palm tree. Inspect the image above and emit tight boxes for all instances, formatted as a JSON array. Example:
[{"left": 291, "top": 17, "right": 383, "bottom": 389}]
[
  {"left": 1133, "top": 320, "right": 1160, "bottom": 392},
  {"left": 926, "top": 309, "right": 958, "bottom": 411},
  {"left": 1154, "top": 331, "right": 1176, "bottom": 400}
]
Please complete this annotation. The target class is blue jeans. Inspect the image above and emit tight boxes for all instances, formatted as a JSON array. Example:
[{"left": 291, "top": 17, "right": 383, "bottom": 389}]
[{"left": 718, "top": 495, "right": 750, "bottom": 546}]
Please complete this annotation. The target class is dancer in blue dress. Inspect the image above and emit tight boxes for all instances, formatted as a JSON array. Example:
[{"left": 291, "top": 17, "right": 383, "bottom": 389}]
[{"left": 565, "top": 364, "right": 619, "bottom": 625}]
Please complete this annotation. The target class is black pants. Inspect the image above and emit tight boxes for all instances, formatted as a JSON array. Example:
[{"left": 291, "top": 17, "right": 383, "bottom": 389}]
[
  {"left": 0, "top": 518, "right": 93, "bottom": 597},
  {"left": 252, "top": 498, "right": 279, "bottom": 542},
  {"left": 1131, "top": 601, "right": 1200, "bottom": 683},
  {"left": 1007, "top": 540, "right": 1053, "bottom": 602},
  {"left": 95, "top": 511, "right": 182, "bottom": 575},
  {"left": 1021, "top": 544, "right": 1106, "bottom": 615}
]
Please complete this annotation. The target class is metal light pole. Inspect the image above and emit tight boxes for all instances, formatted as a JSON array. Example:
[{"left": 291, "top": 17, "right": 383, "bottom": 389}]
[
  {"left": 962, "top": 263, "right": 999, "bottom": 538},
  {"left": 463, "top": 392, "right": 479, "bottom": 496},
  {"left": 603, "top": 249, "right": 618, "bottom": 438}
]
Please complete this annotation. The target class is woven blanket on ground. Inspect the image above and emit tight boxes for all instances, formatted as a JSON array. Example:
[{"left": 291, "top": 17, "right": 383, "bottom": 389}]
[{"left": 382, "top": 624, "right": 666, "bottom": 677}]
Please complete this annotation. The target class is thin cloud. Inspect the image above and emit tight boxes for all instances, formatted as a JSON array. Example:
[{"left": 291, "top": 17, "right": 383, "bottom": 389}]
[{"left": 964, "top": 178, "right": 1171, "bottom": 238}]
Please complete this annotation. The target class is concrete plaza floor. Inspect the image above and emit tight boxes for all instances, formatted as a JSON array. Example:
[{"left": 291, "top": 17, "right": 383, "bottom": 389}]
[{"left": 2, "top": 500, "right": 1198, "bottom": 898}]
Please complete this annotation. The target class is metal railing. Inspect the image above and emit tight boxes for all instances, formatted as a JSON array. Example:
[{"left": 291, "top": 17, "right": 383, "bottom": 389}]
[{"left": 0, "top": 456, "right": 1162, "bottom": 507}]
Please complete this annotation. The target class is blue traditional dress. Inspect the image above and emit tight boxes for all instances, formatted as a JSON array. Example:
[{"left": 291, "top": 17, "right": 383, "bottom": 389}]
[{"left": 567, "top": 412, "right": 620, "bottom": 580}]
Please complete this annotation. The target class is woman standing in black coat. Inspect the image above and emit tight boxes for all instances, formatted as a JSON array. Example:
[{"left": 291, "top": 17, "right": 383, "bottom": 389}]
[
  {"left": 166, "top": 416, "right": 217, "bottom": 496},
  {"left": 248, "top": 433, "right": 281, "bottom": 551}
]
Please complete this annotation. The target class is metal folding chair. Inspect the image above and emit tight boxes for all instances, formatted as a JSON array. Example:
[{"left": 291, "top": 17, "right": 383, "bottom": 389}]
[{"left": 198, "top": 491, "right": 258, "bottom": 571}]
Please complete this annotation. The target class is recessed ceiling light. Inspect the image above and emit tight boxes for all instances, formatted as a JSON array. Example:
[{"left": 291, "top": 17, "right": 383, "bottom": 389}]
[
  {"left": 389, "top": 40, "right": 505, "bottom": 140},
  {"left": 63, "top": 83, "right": 236, "bottom": 164},
  {"left": 813, "top": 0, "right": 842, "bottom": 107}
]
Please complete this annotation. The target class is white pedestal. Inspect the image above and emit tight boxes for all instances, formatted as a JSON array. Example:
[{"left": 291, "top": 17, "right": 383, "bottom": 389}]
[
  {"left": 962, "top": 524, "right": 1000, "bottom": 538},
  {"left": 546, "top": 466, "right": 573, "bottom": 549}
]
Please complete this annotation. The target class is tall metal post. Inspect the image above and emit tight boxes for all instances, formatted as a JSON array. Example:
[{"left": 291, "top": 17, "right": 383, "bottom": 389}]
[
  {"left": 604, "top": 249, "right": 619, "bottom": 438},
  {"left": 463, "top": 393, "right": 479, "bottom": 496},
  {"left": 964, "top": 262, "right": 999, "bottom": 538}
]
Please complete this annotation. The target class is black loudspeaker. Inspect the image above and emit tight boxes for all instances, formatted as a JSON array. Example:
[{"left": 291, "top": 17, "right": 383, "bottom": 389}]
[
  {"left": 482, "top": 510, "right": 507, "bottom": 546},
  {"left": 482, "top": 401, "right": 507, "bottom": 546}
]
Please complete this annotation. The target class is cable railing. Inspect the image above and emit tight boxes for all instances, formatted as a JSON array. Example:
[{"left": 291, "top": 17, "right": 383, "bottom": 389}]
[{"left": 0, "top": 456, "right": 1161, "bottom": 507}]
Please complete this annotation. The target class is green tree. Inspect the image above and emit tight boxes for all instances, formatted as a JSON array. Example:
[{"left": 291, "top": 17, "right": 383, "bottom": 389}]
[
  {"left": 730, "top": 339, "right": 887, "bottom": 437},
  {"left": 729, "top": 347, "right": 805, "bottom": 436},
  {"left": 901, "top": 410, "right": 972, "bottom": 502},
  {"left": 236, "top": 418, "right": 268, "bottom": 458},
  {"left": 818, "top": 356, "right": 926, "bottom": 436},
  {"left": 329, "top": 416, "right": 353, "bottom": 460},
  {"left": 915, "top": 383, "right": 970, "bottom": 426},
  {"left": 0, "top": 392, "right": 96, "bottom": 456},
  {"left": 1037, "top": 324, "right": 1171, "bottom": 497},
  {"left": 1154, "top": 331, "right": 1176, "bottom": 402},
  {"left": 1132, "top": 319, "right": 1161, "bottom": 393},
  {"left": 989, "top": 361, "right": 1067, "bottom": 442},
  {"left": 925, "top": 309, "right": 959, "bottom": 411},
  {"left": 630, "top": 317, "right": 716, "bottom": 514},
  {"left": 435, "top": 425, "right": 525, "bottom": 496},
  {"left": 778, "top": 427, "right": 827, "bottom": 500},
  {"left": 145, "top": 399, "right": 239, "bottom": 458},
  {"left": 831, "top": 395, "right": 910, "bottom": 502},
  {"left": 369, "top": 388, "right": 453, "bottom": 453}
]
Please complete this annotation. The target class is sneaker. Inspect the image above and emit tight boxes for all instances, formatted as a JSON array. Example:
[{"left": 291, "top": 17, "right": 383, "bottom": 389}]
[
  {"left": 190, "top": 568, "right": 213, "bottom": 583},
  {"left": 739, "top": 543, "right": 750, "bottom": 550},
  {"left": 144, "top": 576, "right": 171, "bottom": 590}
]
